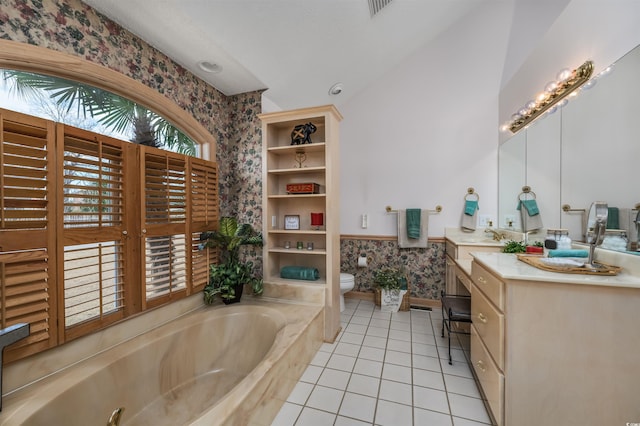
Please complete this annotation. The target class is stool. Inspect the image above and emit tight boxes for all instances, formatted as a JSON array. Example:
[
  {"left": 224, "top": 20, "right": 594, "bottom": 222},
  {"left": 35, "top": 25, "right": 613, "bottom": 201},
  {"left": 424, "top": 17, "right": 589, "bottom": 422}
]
[{"left": 440, "top": 290, "right": 471, "bottom": 365}]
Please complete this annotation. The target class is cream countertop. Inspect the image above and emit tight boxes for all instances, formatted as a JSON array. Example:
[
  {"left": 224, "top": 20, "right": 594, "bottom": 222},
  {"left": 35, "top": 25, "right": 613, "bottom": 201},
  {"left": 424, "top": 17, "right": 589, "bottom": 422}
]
[{"left": 472, "top": 252, "right": 640, "bottom": 289}]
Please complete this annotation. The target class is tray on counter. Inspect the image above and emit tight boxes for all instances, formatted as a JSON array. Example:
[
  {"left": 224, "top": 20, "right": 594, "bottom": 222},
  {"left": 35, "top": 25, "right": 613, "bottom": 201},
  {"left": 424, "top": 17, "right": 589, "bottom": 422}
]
[{"left": 516, "top": 254, "right": 622, "bottom": 276}]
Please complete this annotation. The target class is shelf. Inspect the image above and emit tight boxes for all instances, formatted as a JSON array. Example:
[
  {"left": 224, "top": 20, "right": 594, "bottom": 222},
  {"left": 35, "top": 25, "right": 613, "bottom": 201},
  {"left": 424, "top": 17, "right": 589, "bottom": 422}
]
[
  {"left": 268, "top": 230, "right": 326, "bottom": 235},
  {"left": 268, "top": 194, "right": 326, "bottom": 199},
  {"left": 268, "top": 143, "right": 326, "bottom": 154},
  {"left": 269, "top": 247, "right": 327, "bottom": 255},
  {"left": 265, "top": 277, "right": 327, "bottom": 286},
  {"left": 267, "top": 166, "right": 325, "bottom": 175}
]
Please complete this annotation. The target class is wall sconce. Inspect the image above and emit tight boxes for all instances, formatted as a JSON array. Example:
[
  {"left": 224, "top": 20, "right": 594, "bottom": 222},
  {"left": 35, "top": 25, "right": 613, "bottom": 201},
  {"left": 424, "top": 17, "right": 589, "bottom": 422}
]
[{"left": 502, "top": 60, "right": 594, "bottom": 133}]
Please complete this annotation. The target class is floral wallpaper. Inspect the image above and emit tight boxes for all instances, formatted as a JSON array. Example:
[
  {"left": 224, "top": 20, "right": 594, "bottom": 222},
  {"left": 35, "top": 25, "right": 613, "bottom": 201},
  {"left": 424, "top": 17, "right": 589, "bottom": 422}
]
[
  {"left": 0, "top": 0, "right": 445, "bottom": 301},
  {"left": 340, "top": 238, "right": 445, "bottom": 300},
  {"left": 0, "top": 0, "right": 263, "bottom": 220}
]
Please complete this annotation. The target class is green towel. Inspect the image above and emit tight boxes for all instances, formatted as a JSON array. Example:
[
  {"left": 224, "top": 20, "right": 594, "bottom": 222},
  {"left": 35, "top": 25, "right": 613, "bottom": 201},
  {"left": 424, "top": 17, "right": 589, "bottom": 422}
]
[
  {"left": 548, "top": 249, "right": 588, "bottom": 258},
  {"left": 280, "top": 266, "right": 320, "bottom": 281},
  {"left": 464, "top": 200, "right": 478, "bottom": 216},
  {"left": 517, "top": 199, "right": 539, "bottom": 216},
  {"left": 406, "top": 209, "right": 421, "bottom": 239},
  {"left": 607, "top": 207, "right": 619, "bottom": 229}
]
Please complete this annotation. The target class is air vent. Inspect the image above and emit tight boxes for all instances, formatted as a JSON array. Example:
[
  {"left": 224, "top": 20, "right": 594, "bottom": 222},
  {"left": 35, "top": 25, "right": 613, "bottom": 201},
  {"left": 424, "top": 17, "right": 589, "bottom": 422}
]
[{"left": 368, "top": 0, "right": 393, "bottom": 17}]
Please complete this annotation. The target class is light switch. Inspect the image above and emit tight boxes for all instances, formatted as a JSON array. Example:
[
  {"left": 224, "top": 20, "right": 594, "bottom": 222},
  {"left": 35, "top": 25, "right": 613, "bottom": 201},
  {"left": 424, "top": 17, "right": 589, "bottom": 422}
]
[{"left": 361, "top": 214, "right": 368, "bottom": 229}]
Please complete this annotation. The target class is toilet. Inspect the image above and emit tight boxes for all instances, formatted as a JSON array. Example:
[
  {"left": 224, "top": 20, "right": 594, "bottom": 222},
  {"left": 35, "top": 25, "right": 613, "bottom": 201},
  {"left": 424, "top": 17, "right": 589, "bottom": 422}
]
[{"left": 339, "top": 273, "right": 355, "bottom": 312}]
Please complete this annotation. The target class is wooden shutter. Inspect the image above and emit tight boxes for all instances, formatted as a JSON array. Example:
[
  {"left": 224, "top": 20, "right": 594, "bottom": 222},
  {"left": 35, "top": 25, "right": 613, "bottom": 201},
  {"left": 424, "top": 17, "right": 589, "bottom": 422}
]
[
  {"left": 141, "top": 148, "right": 188, "bottom": 308},
  {"left": 0, "top": 109, "right": 57, "bottom": 361},
  {"left": 189, "top": 158, "right": 218, "bottom": 292},
  {"left": 58, "top": 125, "right": 129, "bottom": 340}
]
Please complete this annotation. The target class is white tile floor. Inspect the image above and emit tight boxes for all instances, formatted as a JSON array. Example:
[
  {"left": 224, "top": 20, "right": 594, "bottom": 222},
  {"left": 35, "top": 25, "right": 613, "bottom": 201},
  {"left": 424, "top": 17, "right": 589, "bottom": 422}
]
[{"left": 272, "top": 299, "right": 492, "bottom": 426}]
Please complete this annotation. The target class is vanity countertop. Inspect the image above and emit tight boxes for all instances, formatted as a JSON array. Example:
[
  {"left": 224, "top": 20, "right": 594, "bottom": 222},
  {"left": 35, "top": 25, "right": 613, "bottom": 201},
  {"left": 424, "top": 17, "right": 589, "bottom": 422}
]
[
  {"left": 444, "top": 227, "right": 510, "bottom": 247},
  {"left": 473, "top": 252, "right": 640, "bottom": 289}
]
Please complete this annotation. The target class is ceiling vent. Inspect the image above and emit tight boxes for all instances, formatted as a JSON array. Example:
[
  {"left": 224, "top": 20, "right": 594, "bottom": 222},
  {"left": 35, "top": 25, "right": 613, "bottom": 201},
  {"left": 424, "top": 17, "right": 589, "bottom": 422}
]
[{"left": 368, "top": 0, "right": 393, "bottom": 17}]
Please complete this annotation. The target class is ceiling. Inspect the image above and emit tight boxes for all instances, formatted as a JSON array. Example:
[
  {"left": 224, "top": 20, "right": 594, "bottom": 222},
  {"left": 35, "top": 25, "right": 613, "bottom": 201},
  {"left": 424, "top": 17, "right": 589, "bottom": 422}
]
[{"left": 81, "top": 0, "right": 497, "bottom": 110}]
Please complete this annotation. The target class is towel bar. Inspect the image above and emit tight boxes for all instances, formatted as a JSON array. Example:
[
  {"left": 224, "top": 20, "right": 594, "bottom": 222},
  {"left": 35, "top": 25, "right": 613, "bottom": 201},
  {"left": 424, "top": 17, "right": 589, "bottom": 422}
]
[
  {"left": 385, "top": 205, "right": 442, "bottom": 214},
  {"left": 562, "top": 204, "right": 586, "bottom": 213}
]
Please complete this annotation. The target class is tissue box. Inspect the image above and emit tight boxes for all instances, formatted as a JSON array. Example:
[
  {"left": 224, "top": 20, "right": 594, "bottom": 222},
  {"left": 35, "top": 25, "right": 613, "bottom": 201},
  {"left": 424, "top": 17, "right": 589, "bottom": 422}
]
[{"left": 286, "top": 183, "right": 320, "bottom": 194}]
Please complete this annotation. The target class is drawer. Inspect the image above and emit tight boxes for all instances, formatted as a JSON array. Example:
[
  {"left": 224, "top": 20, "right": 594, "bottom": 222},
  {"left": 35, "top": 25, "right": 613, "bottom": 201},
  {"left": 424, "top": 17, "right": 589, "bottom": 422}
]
[
  {"left": 471, "top": 325, "right": 504, "bottom": 426},
  {"left": 471, "top": 285, "right": 504, "bottom": 369},
  {"left": 472, "top": 261, "right": 504, "bottom": 310},
  {"left": 455, "top": 265, "right": 472, "bottom": 293},
  {"left": 445, "top": 241, "right": 457, "bottom": 259}
]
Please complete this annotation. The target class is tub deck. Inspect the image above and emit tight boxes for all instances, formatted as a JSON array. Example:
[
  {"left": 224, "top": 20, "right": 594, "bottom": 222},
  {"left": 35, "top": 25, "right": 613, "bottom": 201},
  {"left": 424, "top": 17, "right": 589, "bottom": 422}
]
[{"left": 0, "top": 298, "right": 323, "bottom": 426}]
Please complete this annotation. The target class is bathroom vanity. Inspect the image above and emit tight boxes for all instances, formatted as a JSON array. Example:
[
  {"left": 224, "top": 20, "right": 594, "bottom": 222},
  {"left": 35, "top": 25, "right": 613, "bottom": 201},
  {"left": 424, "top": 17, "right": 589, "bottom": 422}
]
[
  {"left": 470, "top": 251, "right": 640, "bottom": 426},
  {"left": 444, "top": 228, "right": 505, "bottom": 295}
]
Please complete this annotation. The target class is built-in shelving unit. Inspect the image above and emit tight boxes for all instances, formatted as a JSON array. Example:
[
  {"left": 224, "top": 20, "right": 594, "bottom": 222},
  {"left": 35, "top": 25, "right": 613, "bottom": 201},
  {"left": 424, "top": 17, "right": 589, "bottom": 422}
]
[{"left": 259, "top": 105, "right": 342, "bottom": 341}]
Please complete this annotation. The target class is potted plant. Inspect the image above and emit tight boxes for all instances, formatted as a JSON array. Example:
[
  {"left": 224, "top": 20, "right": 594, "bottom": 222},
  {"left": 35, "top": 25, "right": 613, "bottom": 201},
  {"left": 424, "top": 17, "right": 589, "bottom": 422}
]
[
  {"left": 374, "top": 267, "right": 406, "bottom": 291},
  {"left": 200, "top": 217, "right": 263, "bottom": 304},
  {"left": 373, "top": 267, "right": 409, "bottom": 311}
]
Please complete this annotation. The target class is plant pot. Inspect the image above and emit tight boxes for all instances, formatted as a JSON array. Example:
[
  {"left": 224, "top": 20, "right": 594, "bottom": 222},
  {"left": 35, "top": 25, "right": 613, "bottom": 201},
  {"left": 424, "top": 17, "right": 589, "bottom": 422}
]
[{"left": 223, "top": 283, "right": 244, "bottom": 305}]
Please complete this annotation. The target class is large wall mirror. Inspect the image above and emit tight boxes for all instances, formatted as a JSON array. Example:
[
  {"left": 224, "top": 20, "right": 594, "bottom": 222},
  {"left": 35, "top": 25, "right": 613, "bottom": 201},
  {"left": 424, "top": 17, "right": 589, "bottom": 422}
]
[{"left": 498, "top": 43, "right": 640, "bottom": 253}]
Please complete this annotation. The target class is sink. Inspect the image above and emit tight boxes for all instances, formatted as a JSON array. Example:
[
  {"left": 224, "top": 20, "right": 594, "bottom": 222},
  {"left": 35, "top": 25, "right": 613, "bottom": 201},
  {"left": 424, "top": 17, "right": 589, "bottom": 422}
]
[{"left": 456, "top": 236, "right": 505, "bottom": 245}]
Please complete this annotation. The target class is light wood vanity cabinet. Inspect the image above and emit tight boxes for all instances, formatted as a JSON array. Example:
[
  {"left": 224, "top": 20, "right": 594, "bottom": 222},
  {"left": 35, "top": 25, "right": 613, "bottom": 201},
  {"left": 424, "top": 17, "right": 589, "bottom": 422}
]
[{"left": 470, "top": 253, "right": 640, "bottom": 426}]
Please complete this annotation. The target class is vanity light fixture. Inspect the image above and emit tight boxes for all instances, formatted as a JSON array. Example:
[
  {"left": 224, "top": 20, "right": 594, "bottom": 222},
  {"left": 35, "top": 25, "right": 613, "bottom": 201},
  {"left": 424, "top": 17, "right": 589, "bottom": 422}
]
[{"left": 503, "top": 60, "right": 594, "bottom": 133}]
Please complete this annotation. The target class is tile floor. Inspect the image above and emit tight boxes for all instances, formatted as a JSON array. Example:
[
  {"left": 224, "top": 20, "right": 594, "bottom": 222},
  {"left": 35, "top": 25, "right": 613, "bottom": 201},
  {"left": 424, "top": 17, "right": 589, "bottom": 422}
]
[{"left": 271, "top": 298, "right": 492, "bottom": 426}]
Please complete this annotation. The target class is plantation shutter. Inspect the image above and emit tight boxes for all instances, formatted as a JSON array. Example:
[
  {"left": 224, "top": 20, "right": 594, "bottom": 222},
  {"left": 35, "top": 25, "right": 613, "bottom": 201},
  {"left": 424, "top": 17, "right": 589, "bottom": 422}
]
[
  {"left": 58, "top": 125, "right": 131, "bottom": 341},
  {"left": 141, "top": 147, "right": 188, "bottom": 308},
  {"left": 0, "top": 109, "right": 56, "bottom": 361},
  {"left": 189, "top": 158, "right": 219, "bottom": 292}
]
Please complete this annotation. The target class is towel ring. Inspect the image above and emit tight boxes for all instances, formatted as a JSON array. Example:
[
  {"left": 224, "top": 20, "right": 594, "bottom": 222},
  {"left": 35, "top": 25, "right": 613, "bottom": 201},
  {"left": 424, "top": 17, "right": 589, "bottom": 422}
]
[
  {"left": 464, "top": 192, "right": 479, "bottom": 202},
  {"left": 518, "top": 190, "right": 537, "bottom": 201}
]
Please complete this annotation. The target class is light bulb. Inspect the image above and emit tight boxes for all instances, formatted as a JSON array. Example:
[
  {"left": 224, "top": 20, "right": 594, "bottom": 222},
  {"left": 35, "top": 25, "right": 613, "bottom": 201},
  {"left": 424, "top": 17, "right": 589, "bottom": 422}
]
[
  {"left": 556, "top": 68, "right": 572, "bottom": 81},
  {"left": 526, "top": 100, "right": 536, "bottom": 110},
  {"left": 544, "top": 81, "right": 558, "bottom": 93}
]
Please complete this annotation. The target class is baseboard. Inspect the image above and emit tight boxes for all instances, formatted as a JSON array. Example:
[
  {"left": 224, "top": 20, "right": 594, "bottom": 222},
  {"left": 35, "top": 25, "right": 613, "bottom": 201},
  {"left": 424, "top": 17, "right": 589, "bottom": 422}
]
[{"left": 345, "top": 291, "right": 441, "bottom": 308}]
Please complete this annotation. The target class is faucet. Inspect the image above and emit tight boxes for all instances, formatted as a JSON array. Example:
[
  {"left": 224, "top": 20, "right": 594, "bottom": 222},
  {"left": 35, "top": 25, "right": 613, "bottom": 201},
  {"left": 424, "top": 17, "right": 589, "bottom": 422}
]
[
  {"left": 586, "top": 218, "right": 607, "bottom": 268},
  {"left": 0, "top": 323, "right": 30, "bottom": 411},
  {"left": 107, "top": 407, "right": 125, "bottom": 426},
  {"left": 484, "top": 228, "right": 505, "bottom": 241},
  {"left": 636, "top": 210, "right": 640, "bottom": 252}
]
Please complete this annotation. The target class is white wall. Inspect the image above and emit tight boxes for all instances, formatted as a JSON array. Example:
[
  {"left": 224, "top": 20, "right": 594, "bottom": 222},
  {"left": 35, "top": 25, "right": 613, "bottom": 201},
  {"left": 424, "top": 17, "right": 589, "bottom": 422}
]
[
  {"left": 339, "top": 3, "right": 514, "bottom": 236},
  {"left": 499, "top": 0, "right": 640, "bottom": 143},
  {"left": 339, "top": 0, "right": 640, "bottom": 237}
]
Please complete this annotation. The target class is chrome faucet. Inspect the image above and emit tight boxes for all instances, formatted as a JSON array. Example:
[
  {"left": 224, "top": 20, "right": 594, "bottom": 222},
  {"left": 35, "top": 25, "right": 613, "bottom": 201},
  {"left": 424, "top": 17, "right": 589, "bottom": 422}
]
[
  {"left": 635, "top": 210, "right": 640, "bottom": 251},
  {"left": 0, "top": 323, "right": 30, "bottom": 411},
  {"left": 484, "top": 228, "right": 505, "bottom": 241}
]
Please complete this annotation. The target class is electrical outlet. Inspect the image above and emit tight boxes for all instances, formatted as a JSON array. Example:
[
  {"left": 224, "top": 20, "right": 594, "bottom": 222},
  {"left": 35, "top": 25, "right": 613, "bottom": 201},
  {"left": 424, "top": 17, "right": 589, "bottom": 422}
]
[
  {"left": 478, "top": 214, "right": 492, "bottom": 227},
  {"left": 504, "top": 215, "right": 516, "bottom": 227}
]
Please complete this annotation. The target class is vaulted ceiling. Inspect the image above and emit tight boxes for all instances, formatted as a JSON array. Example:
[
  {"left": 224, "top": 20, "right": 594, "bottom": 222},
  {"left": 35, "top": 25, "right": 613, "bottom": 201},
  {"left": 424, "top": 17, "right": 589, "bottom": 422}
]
[{"left": 82, "top": 0, "right": 565, "bottom": 110}]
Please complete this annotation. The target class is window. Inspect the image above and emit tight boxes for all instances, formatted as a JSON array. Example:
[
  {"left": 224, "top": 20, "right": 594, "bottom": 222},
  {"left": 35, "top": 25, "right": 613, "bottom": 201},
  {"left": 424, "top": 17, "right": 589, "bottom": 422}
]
[{"left": 0, "top": 108, "right": 218, "bottom": 362}]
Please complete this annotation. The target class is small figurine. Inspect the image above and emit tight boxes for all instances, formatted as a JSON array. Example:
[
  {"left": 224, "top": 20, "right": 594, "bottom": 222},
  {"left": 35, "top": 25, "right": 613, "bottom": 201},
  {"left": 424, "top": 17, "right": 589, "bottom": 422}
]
[{"left": 290, "top": 122, "right": 317, "bottom": 145}]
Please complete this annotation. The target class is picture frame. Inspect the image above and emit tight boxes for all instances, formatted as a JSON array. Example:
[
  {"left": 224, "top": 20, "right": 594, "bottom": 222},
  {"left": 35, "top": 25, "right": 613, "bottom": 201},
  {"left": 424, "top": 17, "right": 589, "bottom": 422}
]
[{"left": 284, "top": 215, "right": 300, "bottom": 230}]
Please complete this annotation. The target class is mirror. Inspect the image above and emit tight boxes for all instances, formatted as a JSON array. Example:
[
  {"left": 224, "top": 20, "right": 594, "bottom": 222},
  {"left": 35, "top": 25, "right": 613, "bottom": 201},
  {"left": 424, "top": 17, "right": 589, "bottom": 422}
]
[{"left": 498, "top": 44, "right": 640, "bottom": 253}]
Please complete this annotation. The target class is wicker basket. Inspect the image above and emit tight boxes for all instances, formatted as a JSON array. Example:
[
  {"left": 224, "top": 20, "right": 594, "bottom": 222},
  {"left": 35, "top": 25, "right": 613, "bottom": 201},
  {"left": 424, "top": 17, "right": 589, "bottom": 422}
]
[{"left": 374, "top": 285, "right": 410, "bottom": 311}]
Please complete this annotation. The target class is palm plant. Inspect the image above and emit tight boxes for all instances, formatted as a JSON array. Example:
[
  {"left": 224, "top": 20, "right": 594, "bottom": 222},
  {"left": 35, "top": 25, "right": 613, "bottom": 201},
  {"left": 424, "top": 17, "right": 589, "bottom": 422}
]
[
  {"left": 200, "top": 217, "right": 263, "bottom": 304},
  {"left": 1, "top": 69, "right": 196, "bottom": 155}
]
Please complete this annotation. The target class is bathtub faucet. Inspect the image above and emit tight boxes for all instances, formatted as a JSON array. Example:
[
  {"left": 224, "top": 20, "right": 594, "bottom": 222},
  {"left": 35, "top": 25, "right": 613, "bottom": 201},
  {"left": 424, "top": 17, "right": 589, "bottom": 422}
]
[
  {"left": 0, "top": 323, "right": 30, "bottom": 411},
  {"left": 107, "top": 407, "right": 125, "bottom": 426}
]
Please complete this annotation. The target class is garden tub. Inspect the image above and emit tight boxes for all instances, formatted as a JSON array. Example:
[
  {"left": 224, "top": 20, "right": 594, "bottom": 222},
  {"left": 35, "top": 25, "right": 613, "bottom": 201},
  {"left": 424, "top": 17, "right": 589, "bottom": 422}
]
[{"left": 0, "top": 300, "right": 323, "bottom": 425}]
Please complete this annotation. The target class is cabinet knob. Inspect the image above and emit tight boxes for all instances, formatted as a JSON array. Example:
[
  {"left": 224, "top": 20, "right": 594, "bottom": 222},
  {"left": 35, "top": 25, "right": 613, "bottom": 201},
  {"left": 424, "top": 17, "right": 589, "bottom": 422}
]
[
  {"left": 477, "top": 276, "right": 487, "bottom": 284},
  {"left": 477, "top": 312, "right": 488, "bottom": 323},
  {"left": 476, "top": 359, "right": 487, "bottom": 372}
]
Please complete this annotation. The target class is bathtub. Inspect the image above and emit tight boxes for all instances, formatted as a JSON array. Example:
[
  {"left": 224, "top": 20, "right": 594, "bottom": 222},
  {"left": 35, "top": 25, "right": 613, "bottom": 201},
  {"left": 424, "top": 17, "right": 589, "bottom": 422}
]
[{"left": 0, "top": 300, "right": 323, "bottom": 426}]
